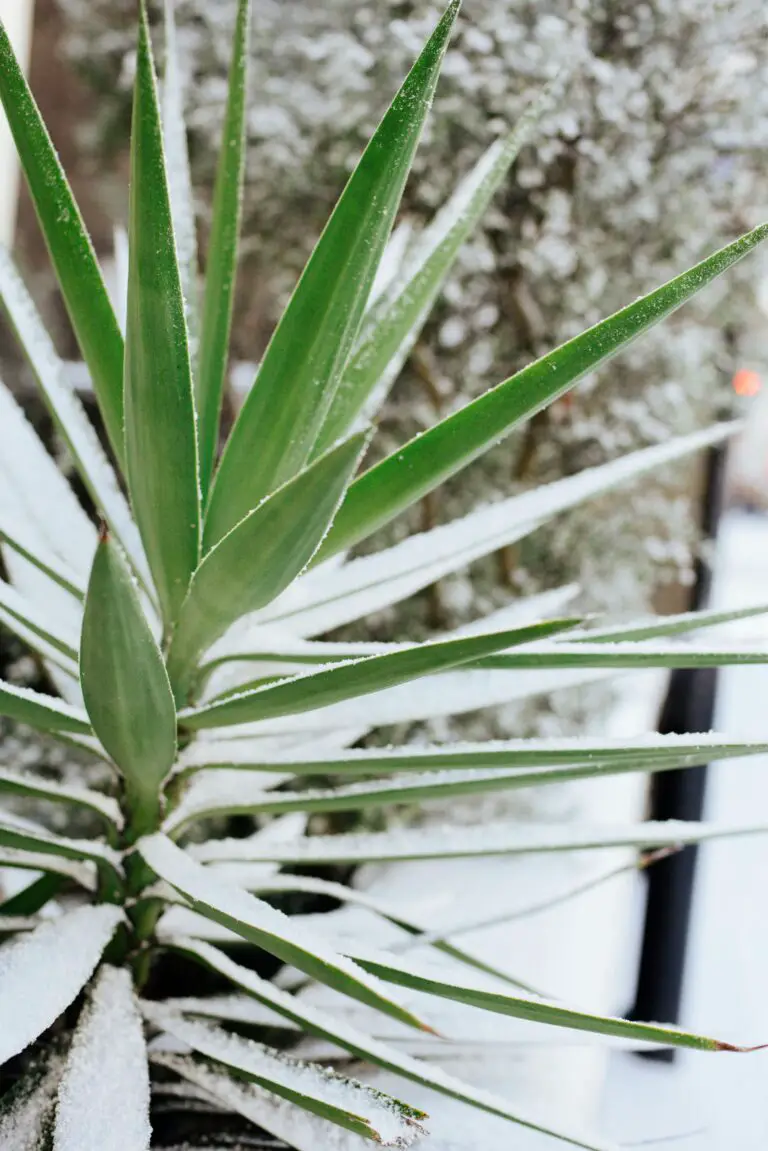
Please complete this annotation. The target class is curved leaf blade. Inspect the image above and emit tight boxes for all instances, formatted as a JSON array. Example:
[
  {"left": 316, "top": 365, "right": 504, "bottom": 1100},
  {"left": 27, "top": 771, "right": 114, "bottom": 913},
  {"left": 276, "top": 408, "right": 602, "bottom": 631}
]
[
  {"left": 0, "top": 768, "right": 121, "bottom": 830},
  {"left": 125, "top": 5, "right": 201, "bottom": 626},
  {"left": 0, "top": 905, "right": 124, "bottom": 1065},
  {"left": 318, "top": 225, "right": 768, "bottom": 558},
  {"left": 53, "top": 966, "right": 151, "bottom": 1151},
  {"left": 196, "top": 0, "right": 252, "bottom": 497},
  {"left": 0, "top": 21, "right": 125, "bottom": 465},
  {"left": 191, "top": 817, "right": 768, "bottom": 867},
  {"left": 166, "top": 939, "right": 621, "bottom": 1150},
  {"left": 176, "top": 732, "right": 767, "bottom": 777},
  {"left": 147, "top": 1007, "right": 426, "bottom": 1144},
  {"left": 261, "top": 424, "right": 734, "bottom": 637},
  {"left": 164, "top": 737, "right": 767, "bottom": 833},
  {"left": 204, "top": 1, "right": 460, "bottom": 546},
  {"left": 80, "top": 535, "right": 177, "bottom": 838},
  {"left": 0, "top": 679, "right": 91, "bottom": 735},
  {"left": 348, "top": 948, "right": 756, "bottom": 1053},
  {"left": 180, "top": 618, "right": 579, "bottom": 730},
  {"left": 167, "top": 432, "right": 369, "bottom": 697},
  {"left": 137, "top": 833, "right": 432, "bottom": 1034}
]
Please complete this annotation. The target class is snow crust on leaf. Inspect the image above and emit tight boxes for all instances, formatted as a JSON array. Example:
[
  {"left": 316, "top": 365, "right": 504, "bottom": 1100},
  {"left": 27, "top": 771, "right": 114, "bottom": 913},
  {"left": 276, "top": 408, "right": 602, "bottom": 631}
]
[
  {"left": 145, "top": 1004, "right": 425, "bottom": 1145},
  {"left": 0, "top": 905, "right": 123, "bottom": 1064},
  {"left": 53, "top": 966, "right": 151, "bottom": 1151}
]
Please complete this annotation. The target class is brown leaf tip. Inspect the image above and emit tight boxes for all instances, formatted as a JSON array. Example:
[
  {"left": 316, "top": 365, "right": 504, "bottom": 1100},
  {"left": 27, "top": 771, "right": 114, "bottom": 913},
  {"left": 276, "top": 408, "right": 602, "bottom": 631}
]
[
  {"left": 716, "top": 1040, "right": 768, "bottom": 1053},
  {"left": 98, "top": 518, "right": 110, "bottom": 544}
]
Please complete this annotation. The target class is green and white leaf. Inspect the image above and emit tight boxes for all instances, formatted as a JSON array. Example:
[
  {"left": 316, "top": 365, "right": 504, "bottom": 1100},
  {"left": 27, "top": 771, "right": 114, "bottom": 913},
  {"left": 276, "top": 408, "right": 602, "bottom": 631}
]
[
  {"left": 138, "top": 833, "right": 432, "bottom": 1033},
  {"left": 319, "top": 229, "right": 768, "bottom": 559},
  {"left": 175, "top": 731, "right": 766, "bottom": 777},
  {"left": 257, "top": 424, "right": 735, "bottom": 637},
  {"left": 0, "top": 905, "right": 124, "bottom": 1064},
  {"left": 0, "top": 679, "right": 91, "bottom": 735},
  {"left": 147, "top": 1005, "right": 426, "bottom": 1145},
  {"left": 164, "top": 735, "right": 768, "bottom": 832},
  {"left": 180, "top": 620, "right": 579, "bottom": 730},
  {"left": 0, "top": 811, "right": 121, "bottom": 876},
  {"left": 0, "top": 845, "right": 95, "bottom": 891},
  {"left": 53, "top": 966, "right": 151, "bottom": 1151},
  {"left": 191, "top": 817, "right": 768, "bottom": 867},
  {"left": 0, "top": 578, "right": 79, "bottom": 672},
  {"left": 344, "top": 946, "right": 754, "bottom": 1053},
  {"left": 0, "top": 247, "right": 153, "bottom": 592},
  {"left": 0, "top": 767, "right": 121, "bottom": 830},
  {"left": 165, "top": 939, "right": 621, "bottom": 1150}
]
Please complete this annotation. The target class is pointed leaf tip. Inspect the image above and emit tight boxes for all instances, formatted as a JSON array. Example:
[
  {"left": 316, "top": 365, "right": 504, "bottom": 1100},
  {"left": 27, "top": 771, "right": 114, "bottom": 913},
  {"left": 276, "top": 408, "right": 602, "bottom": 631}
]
[{"left": 205, "top": 0, "right": 461, "bottom": 545}]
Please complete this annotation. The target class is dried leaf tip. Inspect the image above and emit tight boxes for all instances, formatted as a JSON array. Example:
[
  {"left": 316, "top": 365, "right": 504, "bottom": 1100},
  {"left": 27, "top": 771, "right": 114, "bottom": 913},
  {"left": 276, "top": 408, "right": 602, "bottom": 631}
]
[{"left": 98, "top": 519, "right": 110, "bottom": 544}]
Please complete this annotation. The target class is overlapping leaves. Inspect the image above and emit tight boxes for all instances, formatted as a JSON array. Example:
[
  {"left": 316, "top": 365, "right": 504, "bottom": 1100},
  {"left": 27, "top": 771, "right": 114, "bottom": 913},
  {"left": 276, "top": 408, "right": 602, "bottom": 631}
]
[{"left": 0, "top": 2, "right": 766, "bottom": 1148}]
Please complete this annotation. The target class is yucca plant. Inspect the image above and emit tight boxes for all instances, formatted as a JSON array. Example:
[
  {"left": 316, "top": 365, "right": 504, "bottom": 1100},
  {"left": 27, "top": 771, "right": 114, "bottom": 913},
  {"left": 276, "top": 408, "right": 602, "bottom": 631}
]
[{"left": 1, "top": 2, "right": 768, "bottom": 1148}]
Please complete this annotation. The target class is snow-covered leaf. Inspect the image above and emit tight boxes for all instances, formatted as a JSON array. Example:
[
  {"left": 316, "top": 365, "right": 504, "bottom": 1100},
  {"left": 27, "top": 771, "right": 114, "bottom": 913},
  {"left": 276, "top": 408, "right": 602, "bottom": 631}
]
[
  {"left": 163, "top": 733, "right": 767, "bottom": 833},
  {"left": 0, "top": 508, "right": 84, "bottom": 600},
  {"left": 320, "top": 224, "right": 767, "bottom": 559},
  {"left": 0, "top": 767, "right": 122, "bottom": 830},
  {"left": 138, "top": 833, "right": 431, "bottom": 1033},
  {"left": 0, "top": 811, "right": 122, "bottom": 878},
  {"left": 173, "top": 732, "right": 767, "bottom": 777},
  {"left": 146, "top": 1005, "right": 426, "bottom": 1144},
  {"left": 163, "top": 939, "right": 620, "bottom": 1150},
  {"left": 180, "top": 619, "right": 578, "bottom": 731},
  {"left": 0, "top": 583, "right": 79, "bottom": 676},
  {"left": 0, "top": 248, "right": 152, "bottom": 592},
  {"left": 0, "top": 379, "right": 95, "bottom": 584},
  {"left": 473, "top": 640, "right": 768, "bottom": 671},
  {"left": 53, "top": 966, "right": 151, "bottom": 1151},
  {"left": 577, "top": 600, "right": 768, "bottom": 644},
  {"left": 0, "top": 845, "right": 95, "bottom": 891},
  {"left": 190, "top": 816, "right": 768, "bottom": 866},
  {"left": 0, "top": 905, "right": 124, "bottom": 1064},
  {"left": 0, "top": 26, "right": 125, "bottom": 464},
  {"left": 0, "top": 679, "right": 92, "bottom": 736},
  {"left": 257, "top": 425, "right": 735, "bottom": 636}
]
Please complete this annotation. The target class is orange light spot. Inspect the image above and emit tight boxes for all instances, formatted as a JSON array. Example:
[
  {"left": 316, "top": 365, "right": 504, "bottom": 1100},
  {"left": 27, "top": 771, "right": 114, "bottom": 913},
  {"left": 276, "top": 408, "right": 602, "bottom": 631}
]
[{"left": 732, "top": 368, "right": 761, "bottom": 397}]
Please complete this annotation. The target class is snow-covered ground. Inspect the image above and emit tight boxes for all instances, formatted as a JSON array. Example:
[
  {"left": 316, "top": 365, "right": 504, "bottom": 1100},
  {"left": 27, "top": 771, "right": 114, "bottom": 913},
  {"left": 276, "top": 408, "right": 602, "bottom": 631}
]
[{"left": 601, "top": 509, "right": 768, "bottom": 1147}]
